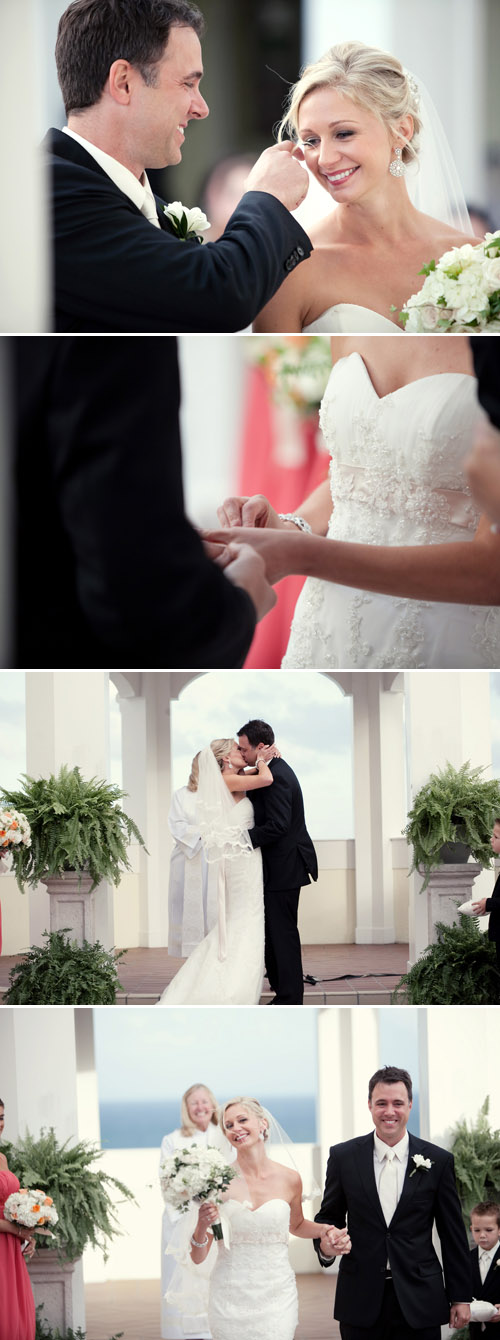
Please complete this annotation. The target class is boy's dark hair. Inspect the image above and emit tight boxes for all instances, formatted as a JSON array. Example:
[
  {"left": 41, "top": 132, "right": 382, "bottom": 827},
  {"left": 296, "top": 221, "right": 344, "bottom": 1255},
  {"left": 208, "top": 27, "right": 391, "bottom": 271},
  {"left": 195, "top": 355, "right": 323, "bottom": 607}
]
[
  {"left": 56, "top": 0, "right": 205, "bottom": 114},
  {"left": 368, "top": 1066, "right": 413, "bottom": 1103},
  {"left": 471, "top": 1201, "right": 500, "bottom": 1226},
  {"left": 237, "top": 720, "right": 275, "bottom": 747}
]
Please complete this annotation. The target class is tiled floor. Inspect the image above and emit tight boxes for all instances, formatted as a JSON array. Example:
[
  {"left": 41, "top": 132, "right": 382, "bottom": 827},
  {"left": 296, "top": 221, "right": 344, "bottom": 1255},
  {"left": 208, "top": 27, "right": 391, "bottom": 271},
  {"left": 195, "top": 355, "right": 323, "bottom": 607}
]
[
  {"left": 85, "top": 1273, "right": 341, "bottom": 1339},
  {"left": 0, "top": 942, "right": 409, "bottom": 1005}
]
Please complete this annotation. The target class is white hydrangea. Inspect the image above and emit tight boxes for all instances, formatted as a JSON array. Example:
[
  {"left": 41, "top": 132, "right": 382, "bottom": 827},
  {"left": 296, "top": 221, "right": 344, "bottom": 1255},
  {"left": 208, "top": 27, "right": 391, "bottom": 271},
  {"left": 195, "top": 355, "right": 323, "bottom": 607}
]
[
  {"left": 160, "top": 1145, "right": 236, "bottom": 1213},
  {"left": 400, "top": 233, "right": 500, "bottom": 332},
  {"left": 4, "top": 1188, "right": 59, "bottom": 1230}
]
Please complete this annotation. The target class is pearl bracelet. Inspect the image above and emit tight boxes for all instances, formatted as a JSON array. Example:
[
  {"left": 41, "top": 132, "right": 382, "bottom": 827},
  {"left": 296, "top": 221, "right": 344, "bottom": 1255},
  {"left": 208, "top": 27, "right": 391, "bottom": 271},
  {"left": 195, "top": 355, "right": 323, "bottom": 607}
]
[
  {"left": 190, "top": 1232, "right": 209, "bottom": 1248},
  {"left": 278, "top": 513, "right": 312, "bottom": 534}
]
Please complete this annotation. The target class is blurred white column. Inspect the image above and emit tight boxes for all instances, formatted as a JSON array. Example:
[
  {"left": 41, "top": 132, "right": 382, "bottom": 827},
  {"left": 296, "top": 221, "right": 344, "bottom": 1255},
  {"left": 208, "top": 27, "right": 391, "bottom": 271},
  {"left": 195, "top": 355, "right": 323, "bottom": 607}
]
[
  {"left": 418, "top": 1005, "right": 500, "bottom": 1148},
  {"left": 317, "top": 1006, "right": 379, "bottom": 1180},
  {"left": 351, "top": 674, "right": 405, "bottom": 942},
  {"left": 405, "top": 670, "right": 493, "bottom": 964},
  {"left": 0, "top": 0, "right": 50, "bottom": 331},
  {"left": 0, "top": 1006, "right": 85, "bottom": 1328},
  {"left": 24, "top": 672, "right": 112, "bottom": 947}
]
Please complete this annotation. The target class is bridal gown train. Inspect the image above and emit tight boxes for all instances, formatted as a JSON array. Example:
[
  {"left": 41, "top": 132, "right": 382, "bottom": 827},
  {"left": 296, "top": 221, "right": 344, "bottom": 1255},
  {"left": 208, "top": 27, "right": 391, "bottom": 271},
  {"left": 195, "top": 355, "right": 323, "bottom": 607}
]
[
  {"left": 283, "top": 352, "right": 500, "bottom": 669},
  {"left": 158, "top": 798, "right": 264, "bottom": 1006},
  {"left": 208, "top": 1199, "right": 298, "bottom": 1340}
]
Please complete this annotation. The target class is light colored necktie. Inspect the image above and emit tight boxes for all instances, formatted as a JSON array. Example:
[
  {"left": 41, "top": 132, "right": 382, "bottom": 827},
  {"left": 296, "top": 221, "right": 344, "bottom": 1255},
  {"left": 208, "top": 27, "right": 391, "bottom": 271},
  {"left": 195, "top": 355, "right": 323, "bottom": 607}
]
[
  {"left": 480, "top": 1251, "right": 492, "bottom": 1284},
  {"left": 141, "top": 185, "right": 160, "bottom": 229},
  {"left": 379, "top": 1149, "right": 398, "bottom": 1225}
]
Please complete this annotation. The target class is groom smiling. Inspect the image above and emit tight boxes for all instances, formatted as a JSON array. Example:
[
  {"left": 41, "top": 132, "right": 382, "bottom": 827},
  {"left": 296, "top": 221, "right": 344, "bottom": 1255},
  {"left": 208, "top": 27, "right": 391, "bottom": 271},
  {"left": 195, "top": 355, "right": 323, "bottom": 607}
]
[
  {"left": 46, "top": 0, "right": 312, "bottom": 332},
  {"left": 237, "top": 719, "right": 318, "bottom": 1006}
]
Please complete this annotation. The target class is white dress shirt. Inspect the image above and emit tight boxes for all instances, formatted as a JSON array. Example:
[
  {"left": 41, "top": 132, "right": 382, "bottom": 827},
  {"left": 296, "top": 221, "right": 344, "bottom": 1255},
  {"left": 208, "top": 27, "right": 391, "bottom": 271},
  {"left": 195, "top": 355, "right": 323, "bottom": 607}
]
[
  {"left": 373, "top": 1131, "right": 410, "bottom": 1201},
  {"left": 62, "top": 126, "right": 161, "bottom": 227}
]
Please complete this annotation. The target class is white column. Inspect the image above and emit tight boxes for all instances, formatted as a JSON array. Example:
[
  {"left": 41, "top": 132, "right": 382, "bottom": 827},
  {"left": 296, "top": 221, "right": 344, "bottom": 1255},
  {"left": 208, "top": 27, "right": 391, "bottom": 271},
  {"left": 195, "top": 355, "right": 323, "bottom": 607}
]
[
  {"left": 405, "top": 671, "right": 493, "bottom": 963},
  {"left": 25, "top": 672, "right": 112, "bottom": 947},
  {"left": 352, "top": 675, "right": 405, "bottom": 942},
  {"left": 418, "top": 1005, "right": 500, "bottom": 1148},
  {"left": 317, "top": 1007, "right": 379, "bottom": 1180},
  {"left": 0, "top": 0, "right": 50, "bottom": 331},
  {"left": 119, "top": 673, "right": 174, "bottom": 946},
  {"left": 301, "top": 0, "right": 486, "bottom": 201},
  {"left": 0, "top": 1007, "right": 85, "bottom": 1329}
]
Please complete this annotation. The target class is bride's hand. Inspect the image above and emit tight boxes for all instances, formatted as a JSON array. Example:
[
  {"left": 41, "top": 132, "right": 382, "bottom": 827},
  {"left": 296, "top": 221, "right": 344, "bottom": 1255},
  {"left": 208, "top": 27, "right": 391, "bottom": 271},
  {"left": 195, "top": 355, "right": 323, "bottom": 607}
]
[
  {"left": 256, "top": 745, "right": 281, "bottom": 763},
  {"left": 195, "top": 1200, "right": 219, "bottom": 1238},
  {"left": 217, "top": 495, "right": 285, "bottom": 531},
  {"left": 203, "top": 526, "right": 300, "bottom": 585}
]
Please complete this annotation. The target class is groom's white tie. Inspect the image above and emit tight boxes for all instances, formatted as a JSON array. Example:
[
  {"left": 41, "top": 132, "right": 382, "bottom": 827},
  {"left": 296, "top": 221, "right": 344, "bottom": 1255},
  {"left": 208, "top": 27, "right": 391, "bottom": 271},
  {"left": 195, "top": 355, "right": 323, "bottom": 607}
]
[
  {"left": 141, "top": 179, "right": 161, "bottom": 229},
  {"left": 378, "top": 1148, "right": 398, "bottom": 1225}
]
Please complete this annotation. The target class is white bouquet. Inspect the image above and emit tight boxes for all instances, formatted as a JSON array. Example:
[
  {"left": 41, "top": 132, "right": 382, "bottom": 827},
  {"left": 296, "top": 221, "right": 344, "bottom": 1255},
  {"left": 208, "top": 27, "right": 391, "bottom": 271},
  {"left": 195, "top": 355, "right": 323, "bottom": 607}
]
[
  {"left": 160, "top": 1145, "right": 236, "bottom": 1240},
  {"left": 4, "top": 1188, "right": 59, "bottom": 1235},
  {"left": 0, "top": 808, "right": 31, "bottom": 853},
  {"left": 399, "top": 230, "right": 500, "bottom": 332}
]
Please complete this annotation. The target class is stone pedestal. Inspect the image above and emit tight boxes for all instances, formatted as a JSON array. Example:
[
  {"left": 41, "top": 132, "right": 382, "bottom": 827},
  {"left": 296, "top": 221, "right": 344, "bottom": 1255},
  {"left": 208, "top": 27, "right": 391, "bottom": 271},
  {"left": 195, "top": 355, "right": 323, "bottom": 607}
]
[
  {"left": 43, "top": 873, "right": 95, "bottom": 946},
  {"left": 422, "top": 862, "right": 482, "bottom": 943},
  {"left": 27, "top": 1249, "right": 77, "bottom": 1332}
]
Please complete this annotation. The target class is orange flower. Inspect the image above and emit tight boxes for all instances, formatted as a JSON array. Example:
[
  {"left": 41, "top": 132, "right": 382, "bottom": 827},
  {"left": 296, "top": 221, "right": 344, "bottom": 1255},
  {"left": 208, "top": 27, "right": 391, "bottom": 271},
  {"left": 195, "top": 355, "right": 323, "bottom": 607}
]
[
  {"left": 43, "top": 1197, "right": 53, "bottom": 1206},
  {"left": 19, "top": 1189, "right": 28, "bottom": 1196},
  {"left": 31, "top": 1204, "right": 40, "bottom": 1213}
]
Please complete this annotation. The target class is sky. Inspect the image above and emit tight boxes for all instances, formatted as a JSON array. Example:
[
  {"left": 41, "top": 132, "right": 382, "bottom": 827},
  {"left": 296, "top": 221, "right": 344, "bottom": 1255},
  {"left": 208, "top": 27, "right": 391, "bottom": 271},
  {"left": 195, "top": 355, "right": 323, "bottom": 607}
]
[{"left": 93, "top": 1006, "right": 318, "bottom": 1104}]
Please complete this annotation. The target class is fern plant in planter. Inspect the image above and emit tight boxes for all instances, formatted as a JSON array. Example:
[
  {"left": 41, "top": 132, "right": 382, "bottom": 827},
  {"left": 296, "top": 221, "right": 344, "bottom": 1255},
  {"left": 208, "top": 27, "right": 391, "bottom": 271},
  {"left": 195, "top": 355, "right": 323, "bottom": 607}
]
[
  {"left": 450, "top": 1096, "right": 500, "bottom": 1223},
  {"left": 36, "top": 1307, "right": 123, "bottom": 1340},
  {"left": 1, "top": 1127, "right": 135, "bottom": 1263},
  {"left": 393, "top": 915, "right": 500, "bottom": 1004},
  {"left": 3, "top": 930, "right": 126, "bottom": 1005},
  {"left": 0, "top": 765, "right": 146, "bottom": 893},
  {"left": 403, "top": 761, "right": 500, "bottom": 891}
]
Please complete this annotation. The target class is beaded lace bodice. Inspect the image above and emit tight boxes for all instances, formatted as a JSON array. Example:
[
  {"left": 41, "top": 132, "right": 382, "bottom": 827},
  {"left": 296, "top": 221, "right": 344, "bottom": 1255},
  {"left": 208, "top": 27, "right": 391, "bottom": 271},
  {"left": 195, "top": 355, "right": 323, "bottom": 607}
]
[{"left": 283, "top": 353, "right": 500, "bottom": 669}]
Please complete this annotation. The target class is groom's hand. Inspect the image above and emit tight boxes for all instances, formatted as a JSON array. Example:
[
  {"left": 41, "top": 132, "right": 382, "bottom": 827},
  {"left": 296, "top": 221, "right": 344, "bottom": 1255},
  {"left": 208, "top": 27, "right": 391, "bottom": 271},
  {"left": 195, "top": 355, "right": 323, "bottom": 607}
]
[
  {"left": 204, "top": 525, "right": 301, "bottom": 585},
  {"left": 206, "top": 539, "right": 276, "bottom": 621},
  {"left": 244, "top": 143, "right": 309, "bottom": 213},
  {"left": 449, "top": 1304, "right": 471, "bottom": 1328}
]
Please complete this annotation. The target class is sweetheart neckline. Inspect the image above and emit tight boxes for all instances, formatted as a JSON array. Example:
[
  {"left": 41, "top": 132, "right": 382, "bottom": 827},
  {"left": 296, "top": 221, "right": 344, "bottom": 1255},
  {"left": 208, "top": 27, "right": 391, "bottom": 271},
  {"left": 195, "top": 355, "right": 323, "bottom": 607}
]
[
  {"left": 225, "top": 1196, "right": 290, "bottom": 1214},
  {"left": 341, "top": 351, "right": 475, "bottom": 404}
]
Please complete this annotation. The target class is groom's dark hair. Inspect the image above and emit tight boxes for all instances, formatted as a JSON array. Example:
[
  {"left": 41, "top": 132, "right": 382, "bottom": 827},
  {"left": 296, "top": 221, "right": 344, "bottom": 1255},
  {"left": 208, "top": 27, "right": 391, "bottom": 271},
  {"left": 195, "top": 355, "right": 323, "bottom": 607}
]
[
  {"left": 56, "top": 0, "right": 205, "bottom": 115},
  {"left": 368, "top": 1066, "right": 412, "bottom": 1102},
  {"left": 238, "top": 720, "right": 275, "bottom": 747}
]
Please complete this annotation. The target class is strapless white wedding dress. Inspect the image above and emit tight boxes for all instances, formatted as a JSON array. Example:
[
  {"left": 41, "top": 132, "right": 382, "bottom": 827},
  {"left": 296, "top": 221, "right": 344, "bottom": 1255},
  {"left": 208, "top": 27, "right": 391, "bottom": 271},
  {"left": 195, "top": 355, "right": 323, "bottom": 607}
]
[
  {"left": 283, "top": 352, "right": 500, "bottom": 669},
  {"left": 208, "top": 1199, "right": 298, "bottom": 1340},
  {"left": 157, "top": 797, "right": 264, "bottom": 1006},
  {"left": 303, "top": 305, "right": 401, "bottom": 333}
]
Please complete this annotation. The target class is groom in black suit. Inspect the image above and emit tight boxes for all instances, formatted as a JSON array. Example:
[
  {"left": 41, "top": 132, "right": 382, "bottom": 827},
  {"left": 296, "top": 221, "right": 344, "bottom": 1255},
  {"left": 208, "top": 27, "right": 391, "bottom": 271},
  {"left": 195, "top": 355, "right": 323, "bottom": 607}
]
[
  {"left": 8, "top": 337, "right": 274, "bottom": 669},
  {"left": 314, "top": 1065, "right": 471, "bottom": 1339},
  {"left": 237, "top": 719, "right": 317, "bottom": 1006},
  {"left": 46, "top": 0, "right": 312, "bottom": 332}
]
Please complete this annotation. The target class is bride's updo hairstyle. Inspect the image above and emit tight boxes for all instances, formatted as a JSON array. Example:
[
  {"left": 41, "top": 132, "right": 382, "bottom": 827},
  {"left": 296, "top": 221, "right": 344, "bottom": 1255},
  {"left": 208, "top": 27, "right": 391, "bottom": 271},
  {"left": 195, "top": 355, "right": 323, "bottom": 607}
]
[
  {"left": 221, "top": 1097, "right": 270, "bottom": 1140},
  {"left": 210, "top": 739, "right": 238, "bottom": 772},
  {"left": 187, "top": 751, "right": 201, "bottom": 792},
  {"left": 278, "top": 40, "right": 422, "bottom": 167}
]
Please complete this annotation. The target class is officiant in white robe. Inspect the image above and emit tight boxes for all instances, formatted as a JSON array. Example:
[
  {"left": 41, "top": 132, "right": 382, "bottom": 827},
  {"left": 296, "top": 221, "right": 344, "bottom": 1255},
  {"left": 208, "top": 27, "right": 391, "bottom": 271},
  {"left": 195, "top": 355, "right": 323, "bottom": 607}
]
[{"left": 167, "top": 773, "right": 218, "bottom": 959}]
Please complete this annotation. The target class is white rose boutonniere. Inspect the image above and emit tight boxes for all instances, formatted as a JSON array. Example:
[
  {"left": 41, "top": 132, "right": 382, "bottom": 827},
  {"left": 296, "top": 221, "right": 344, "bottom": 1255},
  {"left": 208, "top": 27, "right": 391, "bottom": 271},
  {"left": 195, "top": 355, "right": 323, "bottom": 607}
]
[
  {"left": 163, "top": 201, "right": 210, "bottom": 243},
  {"left": 410, "top": 1154, "right": 434, "bottom": 1177}
]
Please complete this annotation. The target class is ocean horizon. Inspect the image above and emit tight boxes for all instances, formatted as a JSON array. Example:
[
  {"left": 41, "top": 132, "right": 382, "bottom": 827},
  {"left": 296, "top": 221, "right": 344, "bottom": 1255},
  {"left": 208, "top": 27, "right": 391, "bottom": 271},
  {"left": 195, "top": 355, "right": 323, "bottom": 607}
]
[{"left": 99, "top": 1094, "right": 317, "bottom": 1149}]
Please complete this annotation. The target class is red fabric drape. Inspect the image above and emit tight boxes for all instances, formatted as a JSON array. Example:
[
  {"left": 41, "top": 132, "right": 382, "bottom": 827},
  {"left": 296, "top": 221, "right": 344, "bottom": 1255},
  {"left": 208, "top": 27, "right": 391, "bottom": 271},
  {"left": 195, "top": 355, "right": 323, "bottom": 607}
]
[{"left": 237, "top": 365, "right": 328, "bottom": 668}]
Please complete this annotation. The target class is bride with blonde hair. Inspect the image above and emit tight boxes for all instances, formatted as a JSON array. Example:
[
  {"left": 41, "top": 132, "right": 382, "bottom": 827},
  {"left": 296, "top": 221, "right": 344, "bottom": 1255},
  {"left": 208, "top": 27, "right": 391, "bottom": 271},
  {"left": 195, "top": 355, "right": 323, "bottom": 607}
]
[
  {"left": 254, "top": 40, "right": 477, "bottom": 333},
  {"left": 158, "top": 738, "right": 276, "bottom": 1006}
]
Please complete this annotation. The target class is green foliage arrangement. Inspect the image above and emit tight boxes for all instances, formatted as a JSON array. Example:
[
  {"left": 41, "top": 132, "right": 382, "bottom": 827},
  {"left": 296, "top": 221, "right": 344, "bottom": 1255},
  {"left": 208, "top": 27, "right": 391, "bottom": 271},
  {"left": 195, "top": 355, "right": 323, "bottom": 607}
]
[
  {"left": 0, "top": 765, "right": 146, "bottom": 893},
  {"left": 449, "top": 1097, "right": 500, "bottom": 1223},
  {"left": 35, "top": 1306, "right": 123, "bottom": 1340},
  {"left": 403, "top": 761, "right": 500, "bottom": 889},
  {"left": 393, "top": 915, "right": 500, "bottom": 1004},
  {"left": 3, "top": 930, "right": 126, "bottom": 1005},
  {"left": 2, "top": 1127, "right": 135, "bottom": 1262}
]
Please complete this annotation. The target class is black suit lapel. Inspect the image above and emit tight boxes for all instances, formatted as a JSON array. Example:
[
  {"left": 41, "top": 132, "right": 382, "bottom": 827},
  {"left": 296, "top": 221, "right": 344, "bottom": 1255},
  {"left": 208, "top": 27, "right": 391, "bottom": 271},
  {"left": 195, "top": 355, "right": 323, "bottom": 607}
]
[
  {"left": 392, "top": 1134, "right": 431, "bottom": 1222},
  {"left": 484, "top": 1243, "right": 500, "bottom": 1285},
  {"left": 155, "top": 196, "right": 176, "bottom": 234},
  {"left": 355, "top": 1134, "right": 387, "bottom": 1227}
]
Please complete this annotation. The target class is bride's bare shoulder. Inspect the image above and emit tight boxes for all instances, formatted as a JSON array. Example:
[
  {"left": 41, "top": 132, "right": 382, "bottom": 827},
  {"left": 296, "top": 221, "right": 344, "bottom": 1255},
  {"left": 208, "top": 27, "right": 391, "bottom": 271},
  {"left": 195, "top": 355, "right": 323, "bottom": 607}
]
[{"left": 422, "top": 215, "right": 482, "bottom": 252}]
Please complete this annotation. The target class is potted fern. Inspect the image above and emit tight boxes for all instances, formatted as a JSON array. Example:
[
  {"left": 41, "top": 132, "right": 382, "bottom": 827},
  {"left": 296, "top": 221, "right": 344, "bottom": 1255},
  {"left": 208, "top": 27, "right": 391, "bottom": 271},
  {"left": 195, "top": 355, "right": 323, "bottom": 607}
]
[
  {"left": 1, "top": 1127, "right": 135, "bottom": 1335},
  {"left": 449, "top": 1097, "right": 500, "bottom": 1224},
  {"left": 403, "top": 761, "right": 500, "bottom": 891},
  {"left": 0, "top": 766, "right": 146, "bottom": 946},
  {"left": 393, "top": 915, "right": 500, "bottom": 1004}
]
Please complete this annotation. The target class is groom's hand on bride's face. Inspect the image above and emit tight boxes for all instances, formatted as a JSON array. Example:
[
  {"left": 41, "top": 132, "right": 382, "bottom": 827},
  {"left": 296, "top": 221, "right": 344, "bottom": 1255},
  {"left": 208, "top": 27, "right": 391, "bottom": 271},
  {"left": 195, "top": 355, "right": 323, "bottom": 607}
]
[
  {"left": 217, "top": 494, "right": 284, "bottom": 530},
  {"left": 244, "top": 142, "right": 309, "bottom": 213}
]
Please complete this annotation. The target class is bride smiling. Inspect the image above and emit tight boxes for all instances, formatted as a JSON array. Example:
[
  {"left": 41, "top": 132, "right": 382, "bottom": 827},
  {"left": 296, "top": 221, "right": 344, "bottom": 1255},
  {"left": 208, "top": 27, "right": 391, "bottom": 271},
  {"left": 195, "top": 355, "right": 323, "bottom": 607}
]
[{"left": 254, "top": 41, "right": 478, "bottom": 334}]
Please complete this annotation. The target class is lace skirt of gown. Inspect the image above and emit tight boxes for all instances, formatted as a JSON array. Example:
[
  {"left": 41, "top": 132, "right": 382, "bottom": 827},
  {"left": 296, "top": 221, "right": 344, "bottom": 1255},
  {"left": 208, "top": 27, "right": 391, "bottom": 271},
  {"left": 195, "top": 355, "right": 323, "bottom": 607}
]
[
  {"left": 158, "top": 799, "right": 264, "bottom": 1006},
  {"left": 208, "top": 1200, "right": 298, "bottom": 1340}
]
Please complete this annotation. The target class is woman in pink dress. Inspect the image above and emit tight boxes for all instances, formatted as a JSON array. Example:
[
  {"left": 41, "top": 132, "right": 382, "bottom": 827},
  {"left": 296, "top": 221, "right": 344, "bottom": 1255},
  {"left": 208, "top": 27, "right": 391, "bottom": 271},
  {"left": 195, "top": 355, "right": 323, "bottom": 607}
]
[{"left": 0, "top": 1098, "right": 36, "bottom": 1340}]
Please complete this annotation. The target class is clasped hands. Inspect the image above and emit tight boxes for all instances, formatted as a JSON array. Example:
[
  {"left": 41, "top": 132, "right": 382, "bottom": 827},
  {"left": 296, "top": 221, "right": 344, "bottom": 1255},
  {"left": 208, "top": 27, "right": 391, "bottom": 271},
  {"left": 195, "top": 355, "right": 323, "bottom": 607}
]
[
  {"left": 204, "top": 493, "right": 305, "bottom": 588},
  {"left": 318, "top": 1224, "right": 351, "bottom": 1257}
]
